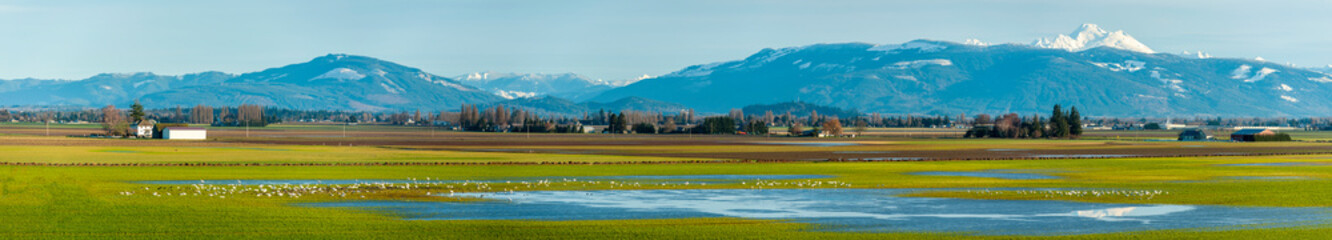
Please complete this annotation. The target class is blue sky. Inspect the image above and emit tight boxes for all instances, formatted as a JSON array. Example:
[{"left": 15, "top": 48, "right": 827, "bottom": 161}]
[{"left": 0, "top": 0, "right": 1329, "bottom": 81}]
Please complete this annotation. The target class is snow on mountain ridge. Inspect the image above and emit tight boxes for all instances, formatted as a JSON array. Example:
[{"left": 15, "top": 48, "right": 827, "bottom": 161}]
[
  {"left": 1092, "top": 60, "right": 1147, "bottom": 72},
  {"left": 615, "top": 74, "right": 654, "bottom": 86},
  {"left": 312, "top": 68, "right": 366, "bottom": 81},
  {"left": 869, "top": 40, "right": 947, "bottom": 52},
  {"left": 495, "top": 90, "right": 538, "bottom": 99},
  {"left": 1308, "top": 65, "right": 1332, "bottom": 75},
  {"left": 891, "top": 59, "right": 953, "bottom": 69},
  {"left": 1180, "top": 51, "right": 1213, "bottom": 59},
  {"left": 664, "top": 62, "right": 724, "bottom": 77},
  {"left": 456, "top": 72, "right": 613, "bottom": 86},
  {"left": 1032, "top": 23, "right": 1155, "bottom": 53},
  {"left": 1232, "top": 65, "right": 1279, "bottom": 83},
  {"left": 963, "top": 39, "right": 990, "bottom": 46}
]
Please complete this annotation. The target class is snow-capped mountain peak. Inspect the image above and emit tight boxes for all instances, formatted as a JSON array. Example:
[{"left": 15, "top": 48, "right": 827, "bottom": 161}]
[
  {"left": 1032, "top": 23, "right": 1155, "bottom": 53},
  {"left": 1072, "top": 23, "right": 1109, "bottom": 40}
]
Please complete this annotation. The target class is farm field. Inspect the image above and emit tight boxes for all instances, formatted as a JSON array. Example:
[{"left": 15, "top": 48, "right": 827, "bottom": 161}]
[
  {"left": 9, "top": 123, "right": 1320, "bottom": 162},
  {"left": 1, "top": 125, "right": 1331, "bottom": 239}
]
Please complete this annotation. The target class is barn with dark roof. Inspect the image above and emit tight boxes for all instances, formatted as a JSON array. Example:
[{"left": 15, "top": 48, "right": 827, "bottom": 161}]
[
  {"left": 1178, "top": 129, "right": 1210, "bottom": 141},
  {"left": 1230, "top": 128, "right": 1275, "bottom": 142}
]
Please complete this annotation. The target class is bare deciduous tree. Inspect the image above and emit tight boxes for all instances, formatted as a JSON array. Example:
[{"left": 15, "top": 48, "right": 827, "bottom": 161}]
[
  {"left": 822, "top": 118, "right": 842, "bottom": 136},
  {"left": 101, "top": 105, "right": 129, "bottom": 136}
]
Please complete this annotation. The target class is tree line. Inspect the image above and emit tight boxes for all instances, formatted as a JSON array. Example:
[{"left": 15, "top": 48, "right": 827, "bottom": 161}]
[
  {"left": 457, "top": 104, "right": 584, "bottom": 133},
  {"left": 964, "top": 105, "right": 1082, "bottom": 139},
  {"left": 97, "top": 101, "right": 270, "bottom": 136}
]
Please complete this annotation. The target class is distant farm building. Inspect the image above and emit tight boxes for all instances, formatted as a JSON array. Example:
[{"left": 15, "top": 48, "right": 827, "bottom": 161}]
[
  {"left": 1230, "top": 128, "right": 1275, "bottom": 142},
  {"left": 1178, "top": 129, "right": 1211, "bottom": 141},
  {"left": 131, "top": 120, "right": 156, "bottom": 138},
  {"left": 163, "top": 127, "right": 207, "bottom": 140}
]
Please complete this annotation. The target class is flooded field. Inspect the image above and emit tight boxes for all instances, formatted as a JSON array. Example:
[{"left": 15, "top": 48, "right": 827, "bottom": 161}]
[{"left": 306, "top": 189, "right": 1331, "bottom": 235}]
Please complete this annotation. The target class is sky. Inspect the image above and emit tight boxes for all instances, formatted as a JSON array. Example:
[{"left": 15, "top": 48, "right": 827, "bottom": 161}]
[{"left": 0, "top": 0, "right": 1330, "bottom": 81}]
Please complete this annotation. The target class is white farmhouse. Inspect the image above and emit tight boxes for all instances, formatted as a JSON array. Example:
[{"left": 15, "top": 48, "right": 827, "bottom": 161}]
[
  {"left": 131, "top": 120, "right": 156, "bottom": 138},
  {"left": 163, "top": 127, "right": 207, "bottom": 140}
]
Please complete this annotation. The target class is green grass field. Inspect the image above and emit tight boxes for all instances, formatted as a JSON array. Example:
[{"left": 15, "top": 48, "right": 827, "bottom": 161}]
[{"left": 2, "top": 130, "right": 1331, "bottom": 239}]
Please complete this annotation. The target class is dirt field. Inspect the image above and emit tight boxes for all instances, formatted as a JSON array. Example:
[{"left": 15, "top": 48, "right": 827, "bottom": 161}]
[{"left": 9, "top": 123, "right": 1332, "bottom": 161}]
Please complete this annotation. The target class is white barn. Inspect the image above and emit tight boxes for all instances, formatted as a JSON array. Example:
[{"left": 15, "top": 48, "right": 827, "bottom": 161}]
[{"left": 163, "top": 127, "right": 207, "bottom": 140}]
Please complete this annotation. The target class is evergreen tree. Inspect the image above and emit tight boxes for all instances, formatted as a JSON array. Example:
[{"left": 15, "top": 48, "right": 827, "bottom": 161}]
[
  {"left": 693, "top": 116, "right": 737, "bottom": 134},
  {"left": 632, "top": 123, "right": 656, "bottom": 134},
  {"left": 1049, "top": 104, "right": 1067, "bottom": 138},
  {"left": 1031, "top": 116, "right": 1045, "bottom": 138},
  {"left": 1069, "top": 106, "right": 1083, "bottom": 137},
  {"left": 130, "top": 100, "right": 146, "bottom": 123},
  {"left": 606, "top": 112, "right": 629, "bottom": 133},
  {"left": 743, "top": 120, "right": 769, "bottom": 135},
  {"left": 616, "top": 113, "right": 628, "bottom": 133}
]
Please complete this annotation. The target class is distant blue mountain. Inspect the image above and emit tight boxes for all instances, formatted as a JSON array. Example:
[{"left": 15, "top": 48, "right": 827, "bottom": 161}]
[
  {"left": 741, "top": 102, "right": 860, "bottom": 118},
  {"left": 0, "top": 55, "right": 505, "bottom": 111},
  {"left": 137, "top": 54, "right": 501, "bottom": 111},
  {"left": 1310, "top": 65, "right": 1332, "bottom": 75},
  {"left": 453, "top": 72, "right": 616, "bottom": 101},
  {"left": 7, "top": 25, "right": 1332, "bottom": 118},
  {"left": 0, "top": 72, "right": 232, "bottom": 107},
  {"left": 593, "top": 39, "right": 1332, "bottom": 117},
  {"left": 486, "top": 96, "right": 688, "bottom": 117}
]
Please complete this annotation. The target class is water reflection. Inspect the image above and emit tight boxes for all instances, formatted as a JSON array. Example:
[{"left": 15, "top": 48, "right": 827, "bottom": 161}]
[
  {"left": 1064, "top": 206, "right": 1194, "bottom": 223},
  {"left": 306, "top": 189, "right": 1328, "bottom": 235}
]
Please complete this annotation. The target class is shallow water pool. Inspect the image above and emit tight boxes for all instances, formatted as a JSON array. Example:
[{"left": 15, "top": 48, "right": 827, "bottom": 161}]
[{"left": 304, "top": 188, "right": 1330, "bottom": 235}]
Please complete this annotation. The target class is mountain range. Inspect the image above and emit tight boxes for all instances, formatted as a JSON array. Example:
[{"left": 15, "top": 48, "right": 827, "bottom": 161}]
[
  {"left": 485, "top": 96, "right": 688, "bottom": 117},
  {"left": 2, "top": 24, "right": 1331, "bottom": 117},
  {"left": 453, "top": 72, "right": 621, "bottom": 101},
  {"left": 594, "top": 24, "right": 1332, "bottom": 117},
  {"left": 1311, "top": 65, "right": 1332, "bottom": 75},
  {"left": 139, "top": 54, "right": 506, "bottom": 112}
]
